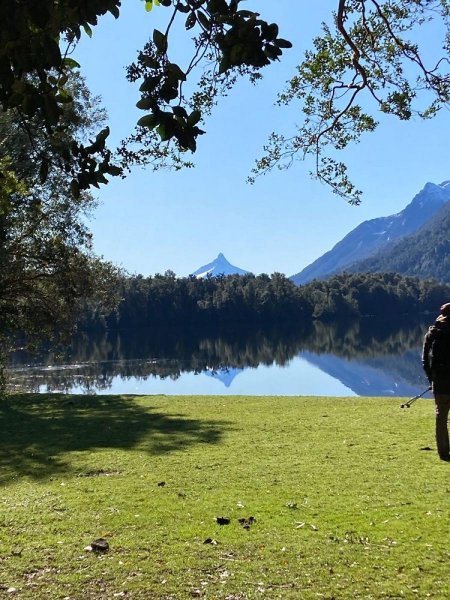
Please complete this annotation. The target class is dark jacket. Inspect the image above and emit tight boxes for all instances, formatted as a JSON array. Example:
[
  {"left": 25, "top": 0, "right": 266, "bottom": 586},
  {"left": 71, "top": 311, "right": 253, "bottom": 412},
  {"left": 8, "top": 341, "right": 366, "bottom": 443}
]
[{"left": 422, "top": 315, "right": 450, "bottom": 394}]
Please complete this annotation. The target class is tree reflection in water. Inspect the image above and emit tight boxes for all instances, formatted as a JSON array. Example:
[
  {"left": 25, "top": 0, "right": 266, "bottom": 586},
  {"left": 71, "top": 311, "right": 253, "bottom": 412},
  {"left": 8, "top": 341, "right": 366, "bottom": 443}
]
[{"left": 7, "top": 318, "right": 429, "bottom": 395}]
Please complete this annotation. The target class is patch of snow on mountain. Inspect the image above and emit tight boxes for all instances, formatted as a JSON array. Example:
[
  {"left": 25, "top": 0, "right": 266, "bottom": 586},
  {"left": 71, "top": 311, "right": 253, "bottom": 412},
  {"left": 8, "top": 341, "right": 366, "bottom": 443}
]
[{"left": 191, "top": 253, "right": 249, "bottom": 278}]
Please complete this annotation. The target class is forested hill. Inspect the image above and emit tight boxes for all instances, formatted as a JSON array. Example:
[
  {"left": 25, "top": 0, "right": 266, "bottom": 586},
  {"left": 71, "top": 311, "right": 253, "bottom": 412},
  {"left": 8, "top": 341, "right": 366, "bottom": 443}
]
[
  {"left": 350, "top": 200, "right": 450, "bottom": 283},
  {"left": 80, "top": 271, "right": 450, "bottom": 331}
]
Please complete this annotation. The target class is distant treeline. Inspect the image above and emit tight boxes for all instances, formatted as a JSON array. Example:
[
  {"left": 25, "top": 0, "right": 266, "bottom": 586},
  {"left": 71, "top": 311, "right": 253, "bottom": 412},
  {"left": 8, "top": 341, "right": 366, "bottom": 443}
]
[{"left": 80, "top": 271, "right": 450, "bottom": 331}]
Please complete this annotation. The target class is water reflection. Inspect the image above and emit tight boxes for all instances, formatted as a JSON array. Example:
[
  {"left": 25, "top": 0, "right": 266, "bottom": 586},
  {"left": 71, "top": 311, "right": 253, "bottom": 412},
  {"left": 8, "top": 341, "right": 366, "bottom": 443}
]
[{"left": 7, "top": 319, "right": 431, "bottom": 397}]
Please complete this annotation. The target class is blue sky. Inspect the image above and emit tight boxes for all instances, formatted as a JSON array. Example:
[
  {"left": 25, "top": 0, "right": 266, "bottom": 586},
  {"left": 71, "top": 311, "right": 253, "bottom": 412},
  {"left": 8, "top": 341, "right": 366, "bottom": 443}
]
[{"left": 74, "top": 1, "right": 450, "bottom": 277}]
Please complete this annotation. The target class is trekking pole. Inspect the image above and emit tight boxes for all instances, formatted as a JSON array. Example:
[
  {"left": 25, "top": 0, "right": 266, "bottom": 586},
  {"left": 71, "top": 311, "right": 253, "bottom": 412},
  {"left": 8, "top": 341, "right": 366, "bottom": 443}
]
[{"left": 400, "top": 386, "right": 432, "bottom": 409}]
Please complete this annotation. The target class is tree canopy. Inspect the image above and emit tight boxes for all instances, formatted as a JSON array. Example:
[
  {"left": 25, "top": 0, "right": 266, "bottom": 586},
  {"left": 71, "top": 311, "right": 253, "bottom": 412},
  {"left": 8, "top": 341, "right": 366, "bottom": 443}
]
[
  {"left": 0, "top": 74, "right": 120, "bottom": 369},
  {"left": 2, "top": 1, "right": 449, "bottom": 201},
  {"left": 0, "top": 0, "right": 292, "bottom": 196},
  {"left": 251, "top": 0, "right": 450, "bottom": 202}
]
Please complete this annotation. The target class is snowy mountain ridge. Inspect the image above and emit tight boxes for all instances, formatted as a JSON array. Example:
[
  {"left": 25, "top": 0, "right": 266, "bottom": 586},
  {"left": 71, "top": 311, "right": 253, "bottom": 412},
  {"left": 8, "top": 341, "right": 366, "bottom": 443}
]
[
  {"left": 290, "top": 180, "right": 450, "bottom": 285},
  {"left": 190, "top": 253, "right": 249, "bottom": 278}
]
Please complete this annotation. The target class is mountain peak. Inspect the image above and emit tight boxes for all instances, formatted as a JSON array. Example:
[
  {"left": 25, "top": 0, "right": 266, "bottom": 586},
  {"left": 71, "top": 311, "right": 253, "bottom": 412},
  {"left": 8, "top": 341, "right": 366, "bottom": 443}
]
[
  {"left": 290, "top": 179, "right": 450, "bottom": 285},
  {"left": 190, "top": 254, "right": 249, "bottom": 278}
]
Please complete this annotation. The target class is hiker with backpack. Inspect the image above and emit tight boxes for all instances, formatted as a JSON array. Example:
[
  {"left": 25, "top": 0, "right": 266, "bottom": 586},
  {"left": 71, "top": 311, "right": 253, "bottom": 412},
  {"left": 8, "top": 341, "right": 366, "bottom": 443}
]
[{"left": 422, "top": 303, "right": 450, "bottom": 462}]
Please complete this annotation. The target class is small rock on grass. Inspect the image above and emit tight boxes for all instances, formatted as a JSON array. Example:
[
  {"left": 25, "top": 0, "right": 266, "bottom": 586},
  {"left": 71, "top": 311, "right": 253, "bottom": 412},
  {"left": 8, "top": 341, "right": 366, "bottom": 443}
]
[
  {"left": 84, "top": 538, "right": 109, "bottom": 553},
  {"left": 238, "top": 516, "right": 256, "bottom": 529}
]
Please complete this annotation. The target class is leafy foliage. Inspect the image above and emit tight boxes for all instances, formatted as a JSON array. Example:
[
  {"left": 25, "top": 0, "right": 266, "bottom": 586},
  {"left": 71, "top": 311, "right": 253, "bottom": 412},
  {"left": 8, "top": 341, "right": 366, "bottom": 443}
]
[
  {"left": 250, "top": 1, "right": 450, "bottom": 203},
  {"left": 0, "top": 76, "right": 121, "bottom": 366},
  {"left": 0, "top": 0, "right": 291, "bottom": 190},
  {"left": 0, "top": 0, "right": 124, "bottom": 196}
]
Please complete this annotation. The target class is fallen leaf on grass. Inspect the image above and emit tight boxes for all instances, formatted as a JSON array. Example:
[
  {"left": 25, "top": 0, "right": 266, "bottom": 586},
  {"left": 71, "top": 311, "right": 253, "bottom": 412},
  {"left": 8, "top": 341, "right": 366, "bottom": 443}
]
[
  {"left": 85, "top": 538, "right": 109, "bottom": 553},
  {"left": 203, "top": 538, "right": 219, "bottom": 545},
  {"left": 238, "top": 516, "right": 256, "bottom": 530}
]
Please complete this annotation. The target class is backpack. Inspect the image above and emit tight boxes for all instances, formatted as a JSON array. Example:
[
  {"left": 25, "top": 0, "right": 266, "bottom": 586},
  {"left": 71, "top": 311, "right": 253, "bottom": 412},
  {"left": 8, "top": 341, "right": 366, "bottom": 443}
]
[{"left": 430, "top": 331, "right": 450, "bottom": 370}]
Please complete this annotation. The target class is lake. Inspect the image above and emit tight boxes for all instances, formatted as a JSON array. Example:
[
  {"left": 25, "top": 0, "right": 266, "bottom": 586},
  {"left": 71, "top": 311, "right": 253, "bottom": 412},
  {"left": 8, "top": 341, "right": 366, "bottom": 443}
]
[{"left": 6, "top": 318, "right": 433, "bottom": 398}]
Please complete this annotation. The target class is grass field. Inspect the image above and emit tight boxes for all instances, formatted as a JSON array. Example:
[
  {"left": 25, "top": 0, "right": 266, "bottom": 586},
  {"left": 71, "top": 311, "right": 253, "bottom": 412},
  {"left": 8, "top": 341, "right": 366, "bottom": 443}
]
[{"left": 0, "top": 393, "right": 449, "bottom": 599}]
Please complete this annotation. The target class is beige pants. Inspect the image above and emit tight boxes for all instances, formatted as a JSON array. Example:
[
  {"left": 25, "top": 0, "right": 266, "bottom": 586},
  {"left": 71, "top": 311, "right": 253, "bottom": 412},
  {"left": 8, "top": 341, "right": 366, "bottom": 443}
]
[{"left": 434, "top": 393, "right": 450, "bottom": 458}]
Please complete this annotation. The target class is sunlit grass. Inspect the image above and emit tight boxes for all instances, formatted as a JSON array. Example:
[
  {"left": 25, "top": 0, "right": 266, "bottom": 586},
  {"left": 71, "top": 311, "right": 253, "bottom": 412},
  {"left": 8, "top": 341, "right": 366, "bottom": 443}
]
[{"left": 0, "top": 394, "right": 449, "bottom": 599}]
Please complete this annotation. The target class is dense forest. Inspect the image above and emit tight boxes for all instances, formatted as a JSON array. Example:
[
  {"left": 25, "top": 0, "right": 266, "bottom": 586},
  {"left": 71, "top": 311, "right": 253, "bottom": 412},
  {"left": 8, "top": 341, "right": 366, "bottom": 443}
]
[{"left": 80, "top": 271, "right": 450, "bottom": 331}]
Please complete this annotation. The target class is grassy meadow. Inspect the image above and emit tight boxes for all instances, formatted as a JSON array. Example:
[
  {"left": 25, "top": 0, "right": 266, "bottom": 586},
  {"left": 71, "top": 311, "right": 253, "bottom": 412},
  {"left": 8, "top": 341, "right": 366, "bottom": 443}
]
[{"left": 0, "top": 393, "right": 449, "bottom": 599}]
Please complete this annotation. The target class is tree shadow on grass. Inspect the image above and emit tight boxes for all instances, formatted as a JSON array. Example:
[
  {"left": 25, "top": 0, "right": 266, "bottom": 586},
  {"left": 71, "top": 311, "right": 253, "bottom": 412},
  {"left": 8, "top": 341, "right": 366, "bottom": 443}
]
[{"left": 0, "top": 394, "right": 231, "bottom": 483}]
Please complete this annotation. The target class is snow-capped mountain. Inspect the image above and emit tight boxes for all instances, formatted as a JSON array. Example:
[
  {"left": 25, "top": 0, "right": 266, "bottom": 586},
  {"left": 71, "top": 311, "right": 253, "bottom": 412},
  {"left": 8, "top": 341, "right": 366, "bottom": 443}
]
[
  {"left": 290, "top": 181, "right": 450, "bottom": 285},
  {"left": 191, "top": 253, "right": 249, "bottom": 278},
  {"left": 349, "top": 192, "right": 450, "bottom": 282}
]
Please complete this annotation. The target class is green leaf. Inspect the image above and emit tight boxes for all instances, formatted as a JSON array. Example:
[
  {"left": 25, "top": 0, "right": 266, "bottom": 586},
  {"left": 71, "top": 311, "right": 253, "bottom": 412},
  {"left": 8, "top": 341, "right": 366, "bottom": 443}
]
[
  {"left": 157, "top": 123, "right": 169, "bottom": 140},
  {"left": 275, "top": 39, "right": 292, "bottom": 49},
  {"left": 196, "top": 11, "right": 210, "bottom": 30},
  {"left": 96, "top": 127, "right": 110, "bottom": 143},
  {"left": 153, "top": 29, "right": 168, "bottom": 53},
  {"left": 185, "top": 12, "right": 196, "bottom": 30},
  {"left": 264, "top": 44, "right": 282, "bottom": 60},
  {"left": 70, "top": 179, "right": 80, "bottom": 198},
  {"left": 55, "top": 91, "right": 73, "bottom": 104},
  {"left": 43, "top": 95, "right": 61, "bottom": 125},
  {"left": 83, "top": 23, "right": 93, "bottom": 38},
  {"left": 137, "top": 114, "right": 158, "bottom": 129},
  {"left": 107, "top": 165, "right": 123, "bottom": 176},
  {"left": 207, "top": 0, "right": 229, "bottom": 14},
  {"left": 175, "top": 2, "right": 190, "bottom": 13},
  {"left": 39, "top": 158, "right": 50, "bottom": 184},
  {"left": 188, "top": 109, "right": 201, "bottom": 125},
  {"left": 136, "top": 97, "right": 154, "bottom": 110},
  {"left": 145, "top": 1, "right": 153, "bottom": 12},
  {"left": 172, "top": 106, "right": 188, "bottom": 118},
  {"left": 141, "top": 55, "right": 160, "bottom": 69},
  {"left": 264, "top": 23, "right": 279, "bottom": 42},
  {"left": 62, "top": 57, "right": 81, "bottom": 69},
  {"left": 167, "top": 63, "right": 186, "bottom": 81},
  {"left": 42, "top": 37, "right": 62, "bottom": 68},
  {"left": 139, "top": 75, "right": 160, "bottom": 92}
]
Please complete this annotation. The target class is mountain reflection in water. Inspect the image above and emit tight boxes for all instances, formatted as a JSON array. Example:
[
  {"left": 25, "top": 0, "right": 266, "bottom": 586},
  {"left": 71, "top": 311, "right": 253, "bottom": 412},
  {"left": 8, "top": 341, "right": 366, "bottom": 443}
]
[{"left": 7, "top": 319, "right": 432, "bottom": 397}]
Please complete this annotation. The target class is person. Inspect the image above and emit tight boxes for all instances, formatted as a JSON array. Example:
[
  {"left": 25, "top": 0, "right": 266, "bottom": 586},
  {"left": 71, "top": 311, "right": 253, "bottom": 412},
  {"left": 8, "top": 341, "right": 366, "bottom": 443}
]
[{"left": 422, "top": 303, "right": 450, "bottom": 461}]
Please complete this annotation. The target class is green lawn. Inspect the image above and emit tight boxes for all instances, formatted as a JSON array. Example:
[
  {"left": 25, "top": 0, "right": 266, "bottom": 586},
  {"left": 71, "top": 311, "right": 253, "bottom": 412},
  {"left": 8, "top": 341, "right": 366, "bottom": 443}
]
[{"left": 0, "top": 393, "right": 448, "bottom": 599}]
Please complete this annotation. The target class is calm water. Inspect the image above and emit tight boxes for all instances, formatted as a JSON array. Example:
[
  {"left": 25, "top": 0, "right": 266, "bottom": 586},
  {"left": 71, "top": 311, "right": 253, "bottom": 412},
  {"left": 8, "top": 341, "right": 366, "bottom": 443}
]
[{"left": 7, "top": 319, "right": 433, "bottom": 398}]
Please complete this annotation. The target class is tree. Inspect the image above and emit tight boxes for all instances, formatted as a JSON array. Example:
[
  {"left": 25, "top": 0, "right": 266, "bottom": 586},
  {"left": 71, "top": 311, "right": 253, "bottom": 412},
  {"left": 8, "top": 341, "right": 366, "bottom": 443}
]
[
  {"left": 0, "top": 75, "right": 121, "bottom": 372},
  {"left": 250, "top": 0, "right": 450, "bottom": 203}
]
